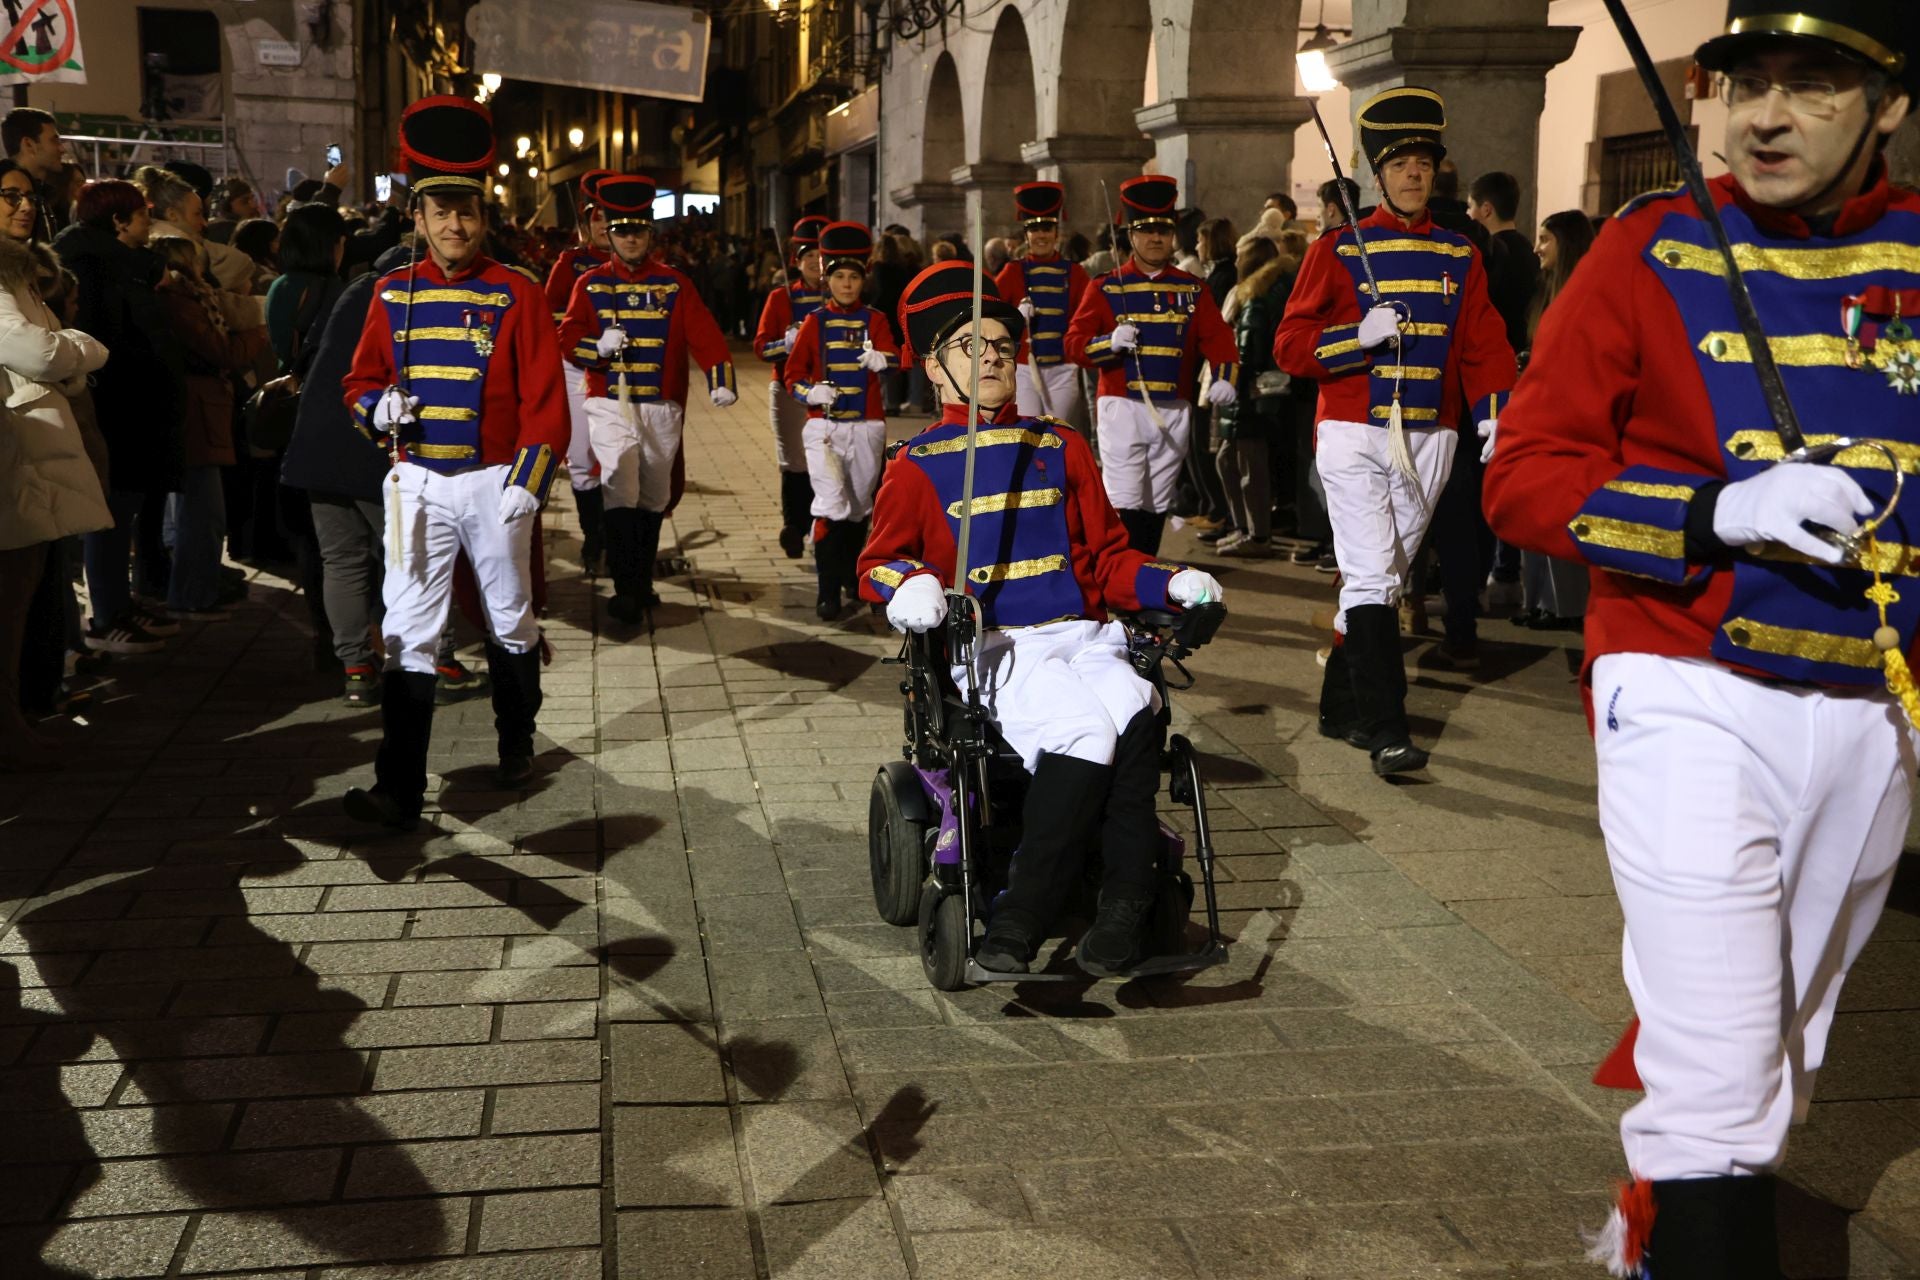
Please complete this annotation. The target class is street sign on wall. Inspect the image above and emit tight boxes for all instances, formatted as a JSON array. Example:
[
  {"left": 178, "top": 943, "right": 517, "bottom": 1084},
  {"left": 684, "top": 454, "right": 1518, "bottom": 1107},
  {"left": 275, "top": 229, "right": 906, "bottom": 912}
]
[
  {"left": 0, "top": 0, "right": 87, "bottom": 87},
  {"left": 467, "top": 0, "right": 710, "bottom": 103}
]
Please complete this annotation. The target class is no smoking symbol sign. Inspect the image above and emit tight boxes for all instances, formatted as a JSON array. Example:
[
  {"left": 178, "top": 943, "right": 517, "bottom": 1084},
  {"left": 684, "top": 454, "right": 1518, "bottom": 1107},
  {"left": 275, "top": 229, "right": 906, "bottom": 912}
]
[{"left": 1, "top": 0, "right": 77, "bottom": 76}]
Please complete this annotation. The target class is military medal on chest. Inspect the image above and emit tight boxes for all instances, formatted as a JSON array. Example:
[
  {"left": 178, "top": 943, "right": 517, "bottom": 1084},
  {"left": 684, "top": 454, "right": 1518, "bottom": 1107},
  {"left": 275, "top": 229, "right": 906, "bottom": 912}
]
[
  {"left": 465, "top": 308, "right": 495, "bottom": 358},
  {"left": 1841, "top": 287, "right": 1920, "bottom": 395}
]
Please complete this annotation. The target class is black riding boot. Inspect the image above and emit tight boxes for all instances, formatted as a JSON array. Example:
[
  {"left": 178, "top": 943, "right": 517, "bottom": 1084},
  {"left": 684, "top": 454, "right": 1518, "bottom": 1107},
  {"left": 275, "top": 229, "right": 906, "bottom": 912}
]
[
  {"left": 1318, "top": 637, "right": 1363, "bottom": 746},
  {"left": 603, "top": 506, "right": 643, "bottom": 623},
  {"left": 1116, "top": 508, "right": 1165, "bottom": 557},
  {"left": 486, "top": 641, "right": 543, "bottom": 789},
  {"left": 779, "top": 472, "right": 814, "bottom": 559},
  {"left": 977, "top": 753, "right": 1114, "bottom": 973},
  {"left": 815, "top": 521, "right": 849, "bottom": 620},
  {"left": 574, "top": 485, "right": 604, "bottom": 576},
  {"left": 838, "top": 520, "right": 868, "bottom": 603},
  {"left": 1642, "top": 1176, "right": 1781, "bottom": 1280},
  {"left": 634, "top": 508, "right": 665, "bottom": 608},
  {"left": 345, "top": 669, "right": 437, "bottom": 829},
  {"left": 1079, "top": 709, "right": 1163, "bottom": 976},
  {"left": 1344, "top": 602, "right": 1427, "bottom": 774}
]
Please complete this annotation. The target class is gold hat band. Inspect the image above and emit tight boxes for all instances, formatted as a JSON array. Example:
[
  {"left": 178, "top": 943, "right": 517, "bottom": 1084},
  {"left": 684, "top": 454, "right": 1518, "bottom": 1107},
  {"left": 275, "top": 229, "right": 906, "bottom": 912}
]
[{"left": 1729, "top": 13, "right": 1904, "bottom": 73}]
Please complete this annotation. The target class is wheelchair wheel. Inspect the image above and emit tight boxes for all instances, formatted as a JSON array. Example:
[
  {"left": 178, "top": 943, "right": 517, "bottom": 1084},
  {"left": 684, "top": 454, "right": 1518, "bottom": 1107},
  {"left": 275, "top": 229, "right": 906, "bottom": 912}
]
[
  {"left": 868, "top": 765, "right": 926, "bottom": 926},
  {"left": 919, "top": 885, "right": 971, "bottom": 991}
]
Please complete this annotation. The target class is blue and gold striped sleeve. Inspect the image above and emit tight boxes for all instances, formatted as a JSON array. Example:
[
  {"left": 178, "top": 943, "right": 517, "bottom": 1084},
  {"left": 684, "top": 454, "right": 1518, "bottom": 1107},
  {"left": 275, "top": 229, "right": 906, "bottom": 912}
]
[
  {"left": 866, "top": 559, "right": 930, "bottom": 602},
  {"left": 1214, "top": 360, "right": 1239, "bottom": 388},
  {"left": 1132, "top": 560, "right": 1181, "bottom": 612},
  {"left": 1566, "top": 467, "right": 1711, "bottom": 585},
  {"left": 1081, "top": 330, "right": 1118, "bottom": 364},
  {"left": 506, "top": 444, "right": 559, "bottom": 504},
  {"left": 1473, "top": 389, "right": 1508, "bottom": 424},
  {"left": 705, "top": 361, "right": 737, "bottom": 395},
  {"left": 351, "top": 390, "right": 383, "bottom": 443},
  {"left": 1312, "top": 322, "right": 1369, "bottom": 375},
  {"left": 759, "top": 334, "right": 789, "bottom": 360}
]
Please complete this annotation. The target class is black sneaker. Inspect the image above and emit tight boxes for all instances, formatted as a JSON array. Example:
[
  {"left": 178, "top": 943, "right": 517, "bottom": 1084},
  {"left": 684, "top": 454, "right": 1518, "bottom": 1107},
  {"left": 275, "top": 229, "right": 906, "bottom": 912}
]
[
  {"left": 1371, "top": 742, "right": 1430, "bottom": 776},
  {"left": 1314, "top": 553, "right": 1339, "bottom": 574},
  {"left": 497, "top": 754, "right": 535, "bottom": 789},
  {"left": 607, "top": 594, "right": 644, "bottom": 624},
  {"left": 84, "top": 615, "right": 165, "bottom": 655},
  {"left": 1196, "top": 526, "right": 1235, "bottom": 544},
  {"left": 343, "top": 665, "right": 377, "bottom": 707},
  {"left": 1076, "top": 892, "right": 1155, "bottom": 977},
  {"left": 1291, "top": 542, "right": 1330, "bottom": 565},
  {"left": 976, "top": 915, "right": 1039, "bottom": 974},
  {"left": 778, "top": 527, "right": 805, "bottom": 559},
  {"left": 434, "top": 659, "right": 491, "bottom": 705},
  {"left": 130, "top": 606, "right": 181, "bottom": 637},
  {"left": 343, "top": 785, "right": 421, "bottom": 832}
]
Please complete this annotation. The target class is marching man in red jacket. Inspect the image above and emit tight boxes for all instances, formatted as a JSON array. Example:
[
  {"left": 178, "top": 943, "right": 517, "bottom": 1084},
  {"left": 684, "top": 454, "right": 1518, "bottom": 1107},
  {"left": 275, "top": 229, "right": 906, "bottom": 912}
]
[
  {"left": 753, "top": 214, "right": 829, "bottom": 559},
  {"left": 558, "top": 174, "right": 736, "bottom": 623},
  {"left": 1485, "top": 3, "right": 1917, "bottom": 1272},
  {"left": 782, "top": 221, "right": 900, "bottom": 619},
  {"left": 339, "top": 97, "right": 569, "bottom": 829},
  {"left": 994, "top": 182, "right": 1090, "bottom": 425},
  {"left": 1276, "top": 87, "right": 1516, "bottom": 775},
  {"left": 543, "top": 168, "right": 612, "bottom": 573}
]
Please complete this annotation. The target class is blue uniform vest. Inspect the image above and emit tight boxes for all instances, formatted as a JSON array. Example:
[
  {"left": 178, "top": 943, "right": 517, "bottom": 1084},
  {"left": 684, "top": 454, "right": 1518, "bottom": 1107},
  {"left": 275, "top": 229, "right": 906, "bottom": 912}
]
[
  {"left": 1324, "top": 227, "right": 1477, "bottom": 425},
  {"left": 377, "top": 274, "right": 512, "bottom": 474},
  {"left": 581, "top": 267, "right": 684, "bottom": 402},
  {"left": 1016, "top": 258, "right": 1071, "bottom": 365},
  {"left": 1647, "top": 203, "right": 1920, "bottom": 685},
  {"left": 1096, "top": 266, "right": 1202, "bottom": 402},
  {"left": 817, "top": 305, "right": 880, "bottom": 422}
]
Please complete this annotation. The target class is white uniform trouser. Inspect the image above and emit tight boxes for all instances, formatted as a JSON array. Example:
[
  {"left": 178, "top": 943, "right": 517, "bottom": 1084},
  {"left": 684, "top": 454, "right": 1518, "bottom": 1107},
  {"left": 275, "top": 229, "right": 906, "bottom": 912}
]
[
  {"left": 383, "top": 463, "right": 539, "bottom": 674},
  {"left": 1594, "top": 652, "right": 1914, "bottom": 1180},
  {"left": 962, "top": 620, "right": 1158, "bottom": 773},
  {"left": 1316, "top": 419, "right": 1456, "bottom": 633},
  {"left": 805, "top": 419, "right": 885, "bottom": 522},
  {"left": 1017, "top": 362, "right": 1084, "bottom": 425},
  {"left": 562, "top": 364, "right": 597, "bottom": 491},
  {"left": 585, "top": 397, "right": 683, "bottom": 514},
  {"left": 769, "top": 379, "right": 809, "bottom": 474},
  {"left": 1097, "top": 396, "right": 1192, "bottom": 514}
]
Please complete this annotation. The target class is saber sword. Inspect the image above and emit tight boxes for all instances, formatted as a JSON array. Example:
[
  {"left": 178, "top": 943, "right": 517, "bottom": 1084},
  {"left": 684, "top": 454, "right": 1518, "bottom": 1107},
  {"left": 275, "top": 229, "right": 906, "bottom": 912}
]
[
  {"left": 953, "top": 201, "right": 987, "bottom": 601},
  {"left": 1306, "top": 98, "right": 1390, "bottom": 310},
  {"left": 386, "top": 210, "right": 421, "bottom": 570}
]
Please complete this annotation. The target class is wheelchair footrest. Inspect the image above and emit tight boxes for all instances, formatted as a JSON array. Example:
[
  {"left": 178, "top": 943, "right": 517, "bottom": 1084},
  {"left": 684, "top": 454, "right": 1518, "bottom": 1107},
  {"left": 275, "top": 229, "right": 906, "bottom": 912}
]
[
  {"left": 1106, "top": 940, "right": 1231, "bottom": 981},
  {"left": 963, "top": 961, "right": 1082, "bottom": 985}
]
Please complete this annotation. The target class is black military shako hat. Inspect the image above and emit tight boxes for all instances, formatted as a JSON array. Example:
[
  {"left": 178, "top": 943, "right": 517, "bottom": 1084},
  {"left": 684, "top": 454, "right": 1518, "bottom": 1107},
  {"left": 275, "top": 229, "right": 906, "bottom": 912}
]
[
  {"left": 1356, "top": 86, "right": 1448, "bottom": 171},
  {"left": 578, "top": 169, "right": 615, "bottom": 209},
  {"left": 1118, "top": 175, "right": 1178, "bottom": 229},
  {"left": 790, "top": 214, "right": 830, "bottom": 261},
  {"left": 1014, "top": 181, "right": 1065, "bottom": 226},
  {"left": 597, "top": 175, "right": 657, "bottom": 228},
  {"left": 897, "top": 260, "right": 1026, "bottom": 362},
  {"left": 819, "top": 221, "right": 873, "bottom": 275},
  {"left": 1696, "top": 0, "right": 1917, "bottom": 93},
  {"left": 400, "top": 96, "right": 495, "bottom": 198}
]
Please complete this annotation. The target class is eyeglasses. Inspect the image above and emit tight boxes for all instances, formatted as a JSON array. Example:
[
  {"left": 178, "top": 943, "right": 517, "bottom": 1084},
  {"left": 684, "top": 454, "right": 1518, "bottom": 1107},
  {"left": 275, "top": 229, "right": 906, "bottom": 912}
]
[
  {"left": 939, "top": 335, "right": 1017, "bottom": 361},
  {"left": 1719, "top": 72, "right": 1851, "bottom": 117},
  {"left": 0, "top": 189, "right": 38, "bottom": 207}
]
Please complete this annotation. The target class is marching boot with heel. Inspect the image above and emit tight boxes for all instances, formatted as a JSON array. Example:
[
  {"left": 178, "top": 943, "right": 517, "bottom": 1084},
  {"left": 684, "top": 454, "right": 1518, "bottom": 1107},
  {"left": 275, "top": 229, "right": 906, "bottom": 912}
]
[
  {"left": 839, "top": 519, "right": 869, "bottom": 609},
  {"left": 1344, "top": 602, "right": 1428, "bottom": 775},
  {"left": 1590, "top": 1175, "right": 1781, "bottom": 1280},
  {"left": 486, "top": 641, "right": 544, "bottom": 789},
  {"left": 634, "top": 508, "right": 665, "bottom": 609},
  {"left": 778, "top": 472, "right": 814, "bottom": 559},
  {"left": 977, "top": 753, "right": 1115, "bottom": 973},
  {"left": 1318, "top": 635, "right": 1365, "bottom": 747},
  {"left": 574, "top": 485, "right": 604, "bottom": 576},
  {"left": 1078, "top": 709, "right": 1164, "bottom": 976},
  {"left": 815, "top": 520, "right": 855, "bottom": 620},
  {"left": 602, "top": 506, "right": 644, "bottom": 624},
  {"left": 344, "top": 669, "right": 437, "bottom": 830}
]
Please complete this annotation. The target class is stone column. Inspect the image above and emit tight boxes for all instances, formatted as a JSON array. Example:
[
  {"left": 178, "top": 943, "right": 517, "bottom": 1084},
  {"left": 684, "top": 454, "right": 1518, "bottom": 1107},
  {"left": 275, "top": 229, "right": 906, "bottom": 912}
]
[
  {"left": 1133, "top": 96, "right": 1315, "bottom": 226},
  {"left": 1022, "top": 134, "right": 1158, "bottom": 243},
  {"left": 1329, "top": 2, "right": 1579, "bottom": 234},
  {"left": 888, "top": 180, "right": 965, "bottom": 242},
  {"left": 948, "top": 160, "right": 1035, "bottom": 243}
]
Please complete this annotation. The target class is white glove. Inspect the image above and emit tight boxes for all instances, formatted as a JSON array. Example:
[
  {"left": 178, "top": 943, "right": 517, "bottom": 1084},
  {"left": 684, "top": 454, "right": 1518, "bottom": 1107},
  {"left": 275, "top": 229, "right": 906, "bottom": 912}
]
[
  {"left": 1017, "top": 297, "right": 1034, "bottom": 321},
  {"left": 859, "top": 342, "right": 890, "bottom": 372},
  {"left": 1168, "top": 569, "right": 1223, "bottom": 608},
  {"left": 711, "top": 386, "right": 738, "bottom": 408},
  {"left": 1477, "top": 418, "right": 1497, "bottom": 464},
  {"left": 783, "top": 324, "right": 799, "bottom": 351},
  {"left": 498, "top": 484, "right": 541, "bottom": 523},
  {"left": 1109, "top": 322, "right": 1138, "bottom": 353},
  {"left": 1712, "top": 462, "right": 1875, "bottom": 565},
  {"left": 595, "top": 328, "right": 626, "bottom": 358},
  {"left": 1356, "top": 304, "right": 1401, "bottom": 350},
  {"left": 1205, "top": 379, "right": 1237, "bottom": 407},
  {"left": 885, "top": 574, "right": 948, "bottom": 634},
  {"left": 805, "top": 382, "right": 839, "bottom": 407},
  {"left": 373, "top": 388, "right": 419, "bottom": 430}
]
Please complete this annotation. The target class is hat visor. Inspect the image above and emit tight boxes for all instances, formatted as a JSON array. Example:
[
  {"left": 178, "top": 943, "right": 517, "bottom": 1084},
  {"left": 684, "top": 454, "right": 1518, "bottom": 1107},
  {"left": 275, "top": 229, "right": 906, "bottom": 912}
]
[
  {"left": 1696, "top": 20, "right": 1903, "bottom": 76},
  {"left": 1370, "top": 139, "right": 1447, "bottom": 168},
  {"left": 606, "top": 215, "right": 653, "bottom": 231}
]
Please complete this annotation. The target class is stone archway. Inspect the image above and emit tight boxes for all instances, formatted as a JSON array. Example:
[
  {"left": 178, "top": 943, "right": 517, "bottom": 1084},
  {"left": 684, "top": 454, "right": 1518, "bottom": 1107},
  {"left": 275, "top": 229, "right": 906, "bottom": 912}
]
[
  {"left": 910, "top": 51, "right": 968, "bottom": 240},
  {"left": 1027, "top": 0, "right": 1157, "bottom": 238},
  {"left": 960, "top": 6, "right": 1042, "bottom": 236}
]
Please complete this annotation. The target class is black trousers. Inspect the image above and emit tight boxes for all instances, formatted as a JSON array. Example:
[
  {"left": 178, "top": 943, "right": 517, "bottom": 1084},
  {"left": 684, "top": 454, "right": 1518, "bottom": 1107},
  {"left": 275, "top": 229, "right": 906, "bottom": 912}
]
[{"left": 1432, "top": 440, "right": 1495, "bottom": 646}]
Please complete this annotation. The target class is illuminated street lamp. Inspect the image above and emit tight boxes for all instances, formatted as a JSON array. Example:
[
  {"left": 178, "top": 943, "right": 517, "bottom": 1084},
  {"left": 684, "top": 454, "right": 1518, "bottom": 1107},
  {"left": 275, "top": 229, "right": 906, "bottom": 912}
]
[
  {"left": 481, "top": 73, "right": 502, "bottom": 93},
  {"left": 498, "top": 162, "right": 510, "bottom": 177},
  {"left": 515, "top": 136, "right": 532, "bottom": 157},
  {"left": 528, "top": 166, "right": 540, "bottom": 179},
  {"left": 494, "top": 184, "right": 506, "bottom": 198},
  {"left": 1297, "top": 25, "right": 1340, "bottom": 92},
  {"left": 568, "top": 126, "right": 585, "bottom": 148}
]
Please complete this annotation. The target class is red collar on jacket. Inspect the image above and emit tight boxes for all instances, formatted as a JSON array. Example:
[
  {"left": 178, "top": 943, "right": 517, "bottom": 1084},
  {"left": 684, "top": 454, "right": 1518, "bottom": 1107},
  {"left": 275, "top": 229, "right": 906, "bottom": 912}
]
[
  {"left": 416, "top": 254, "right": 498, "bottom": 285},
  {"left": 1360, "top": 204, "right": 1434, "bottom": 234},
  {"left": 604, "top": 254, "right": 664, "bottom": 282},
  {"left": 1720, "top": 163, "right": 1893, "bottom": 240},
  {"left": 822, "top": 299, "right": 865, "bottom": 314},
  {"left": 936, "top": 400, "right": 1020, "bottom": 427}
]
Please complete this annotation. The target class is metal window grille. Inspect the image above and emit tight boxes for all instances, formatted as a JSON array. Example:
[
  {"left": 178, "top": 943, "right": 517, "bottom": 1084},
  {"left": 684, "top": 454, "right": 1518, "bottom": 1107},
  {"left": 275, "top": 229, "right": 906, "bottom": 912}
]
[{"left": 1600, "top": 129, "right": 1688, "bottom": 213}]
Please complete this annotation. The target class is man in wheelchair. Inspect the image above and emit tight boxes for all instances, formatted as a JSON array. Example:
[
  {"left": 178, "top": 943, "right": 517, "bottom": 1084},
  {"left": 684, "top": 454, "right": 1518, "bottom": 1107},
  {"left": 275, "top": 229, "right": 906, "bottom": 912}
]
[{"left": 859, "top": 261, "right": 1223, "bottom": 976}]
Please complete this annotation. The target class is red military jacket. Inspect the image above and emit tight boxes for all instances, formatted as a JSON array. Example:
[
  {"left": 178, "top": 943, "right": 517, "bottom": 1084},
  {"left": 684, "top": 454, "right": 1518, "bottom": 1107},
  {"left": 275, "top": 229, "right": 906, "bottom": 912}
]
[
  {"left": 1484, "top": 168, "right": 1920, "bottom": 692},
  {"left": 858, "top": 402, "right": 1179, "bottom": 623},
  {"left": 556, "top": 254, "right": 735, "bottom": 407},
  {"left": 783, "top": 301, "right": 900, "bottom": 422},
  {"left": 1275, "top": 205, "right": 1514, "bottom": 431},
  {"left": 343, "top": 254, "right": 569, "bottom": 493},
  {"left": 542, "top": 244, "right": 608, "bottom": 324},
  {"left": 1063, "top": 256, "right": 1239, "bottom": 403},
  {"left": 753, "top": 277, "right": 825, "bottom": 377}
]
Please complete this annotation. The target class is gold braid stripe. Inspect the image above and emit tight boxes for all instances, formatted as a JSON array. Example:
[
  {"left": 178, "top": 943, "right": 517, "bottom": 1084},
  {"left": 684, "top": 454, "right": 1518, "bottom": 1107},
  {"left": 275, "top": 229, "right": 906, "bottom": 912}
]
[
  {"left": 411, "top": 443, "right": 476, "bottom": 460},
  {"left": 1361, "top": 280, "right": 1450, "bottom": 295},
  {"left": 1754, "top": 539, "right": 1920, "bottom": 577},
  {"left": 1135, "top": 345, "right": 1185, "bottom": 358},
  {"left": 911, "top": 429, "right": 1062, "bottom": 457},
  {"left": 868, "top": 562, "right": 925, "bottom": 589},
  {"left": 419, "top": 406, "right": 478, "bottom": 421},
  {"left": 1567, "top": 514, "right": 1685, "bottom": 560},
  {"left": 381, "top": 288, "right": 512, "bottom": 306},
  {"left": 405, "top": 365, "right": 482, "bottom": 382},
  {"left": 945, "top": 488, "right": 1064, "bottom": 519},
  {"left": 612, "top": 309, "right": 671, "bottom": 321},
  {"left": 1603, "top": 479, "right": 1698, "bottom": 500},
  {"left": 394, "top": 327, "right": 490, "bottom": 343},
  {"left": 1371, "top": 365, "right": 1443, "bottom": 381},
  {"left": 1720, "top": 617, "right": 1881, "bottom": 668},
  {"left": 1697, "top": 332, "right": 1857, "bottom": 366},
  {"left": 1652, "top": 237, "right": 1920, "bottom": 280},
  {"left": 1128, "top": 380, "right": 1180, "bottom": 393},
  {"left": 1317, "top": 339, "right": 1363, "bottom": 359},
  {"left": 967, "top": 554, "right": 1068, "bottom": 585},
  {"left": 1369, "top": 405, "right": 1439, "bottom": 422},
  {"left": 1111, "top": 281, "right": 1199, "bottom": 294},
  {"left": 1724, "top": 431, "right": 1920, "bottom": 474},
  {"left": 1338, "top": 239, "right": 1474, "bottom": 259}
]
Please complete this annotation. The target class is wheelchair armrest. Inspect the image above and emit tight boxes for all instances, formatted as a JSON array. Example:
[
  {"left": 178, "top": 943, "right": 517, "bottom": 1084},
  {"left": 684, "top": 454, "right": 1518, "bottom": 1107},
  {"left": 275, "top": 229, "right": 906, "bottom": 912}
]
[
  {"left": 1172, "top": 601, "right": 1227, "bottom": 652},
  {"left": 1133, "top": 609, "right": 1180, "bottom": 631}
]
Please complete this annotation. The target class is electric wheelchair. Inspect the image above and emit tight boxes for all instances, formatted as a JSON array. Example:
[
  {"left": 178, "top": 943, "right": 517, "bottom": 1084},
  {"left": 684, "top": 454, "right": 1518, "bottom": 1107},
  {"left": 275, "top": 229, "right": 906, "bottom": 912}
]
[{"left": 866, "top": 598, "right": 1229, "bottom": 990}]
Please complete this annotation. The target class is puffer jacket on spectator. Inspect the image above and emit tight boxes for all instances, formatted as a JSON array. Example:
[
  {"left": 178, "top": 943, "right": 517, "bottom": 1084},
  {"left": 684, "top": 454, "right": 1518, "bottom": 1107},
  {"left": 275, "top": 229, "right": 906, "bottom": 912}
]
[
  {"left": 156, "top": 265, "right": 267, "bottom": 469},
  {"left": 0, "top": 237, "right": 111, "bottom": 549}
]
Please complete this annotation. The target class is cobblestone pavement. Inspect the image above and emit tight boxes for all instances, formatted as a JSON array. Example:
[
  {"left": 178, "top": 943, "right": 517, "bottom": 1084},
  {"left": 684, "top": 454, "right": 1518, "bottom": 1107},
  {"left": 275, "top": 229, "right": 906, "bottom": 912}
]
[{"left": 4, "top": 356, "right": 1920, "bottom": 1279}]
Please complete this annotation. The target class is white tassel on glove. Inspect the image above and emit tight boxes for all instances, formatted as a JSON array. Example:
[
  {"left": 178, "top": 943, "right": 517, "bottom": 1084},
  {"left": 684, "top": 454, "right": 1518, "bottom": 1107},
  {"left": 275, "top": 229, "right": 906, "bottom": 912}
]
[{"left": 885, "top": 574, "right": 947, "bottom": 634}]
